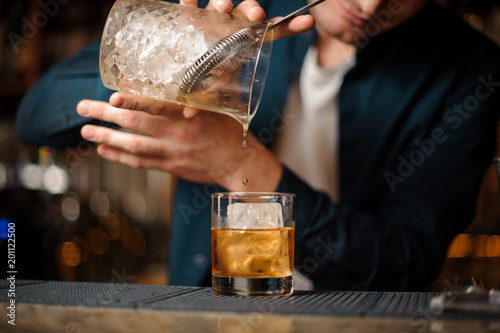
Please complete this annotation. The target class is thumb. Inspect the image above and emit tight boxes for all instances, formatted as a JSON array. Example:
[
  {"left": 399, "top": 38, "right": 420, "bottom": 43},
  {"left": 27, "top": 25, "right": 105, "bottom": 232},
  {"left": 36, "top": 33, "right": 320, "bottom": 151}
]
[{"left": 183, "top": 106, "right": 202, "bottom": 118}]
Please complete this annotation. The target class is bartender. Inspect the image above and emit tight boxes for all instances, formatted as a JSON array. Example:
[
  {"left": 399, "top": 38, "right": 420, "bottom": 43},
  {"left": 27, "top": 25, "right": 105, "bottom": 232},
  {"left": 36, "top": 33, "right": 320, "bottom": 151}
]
[{"left": 16, "top": 0, "right": 500, "bottom": 291}]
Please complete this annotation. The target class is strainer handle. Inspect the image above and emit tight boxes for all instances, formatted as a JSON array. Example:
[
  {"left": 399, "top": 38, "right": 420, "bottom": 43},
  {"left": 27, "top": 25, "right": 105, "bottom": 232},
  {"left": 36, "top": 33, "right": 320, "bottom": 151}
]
[{"left": 266, "top": 0, "right": 326, "bottom": 32}]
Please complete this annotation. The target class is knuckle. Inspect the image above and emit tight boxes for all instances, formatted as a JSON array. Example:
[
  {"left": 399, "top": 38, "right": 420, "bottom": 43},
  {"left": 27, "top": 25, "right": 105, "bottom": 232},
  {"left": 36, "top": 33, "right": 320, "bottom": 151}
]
[
  {"left": 107, "top": 152, "right": 120, "bottom": 163},
  {"left": 129, "top": 159, "right": 143, "bottom": 169},
  {"left": 120, "top": 111, "right": 139, "bottom": 127},
  {"left": 169, "top": 163, "right": 186, "bottom": 175},
  {"left": 126, "top": 139, "right": 143, "bottom": 154},
  {"left": 117, "top": 93, "right": 138, "bottom": 110},
  {"left": 128, "top": 96, "right": 139, "bottom": 110},
  {"left": 151, "top": 102, "right": 167, "bottom": 116},
  {"left": 95, "top": 130, "right": 106, "bottom": 143}
]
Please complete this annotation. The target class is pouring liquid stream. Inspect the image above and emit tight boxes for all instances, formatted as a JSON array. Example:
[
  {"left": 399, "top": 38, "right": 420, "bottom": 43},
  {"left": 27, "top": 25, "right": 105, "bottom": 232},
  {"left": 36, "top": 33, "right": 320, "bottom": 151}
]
[{"left": 242, "top": 128, "right": 248, "bottom": 186}]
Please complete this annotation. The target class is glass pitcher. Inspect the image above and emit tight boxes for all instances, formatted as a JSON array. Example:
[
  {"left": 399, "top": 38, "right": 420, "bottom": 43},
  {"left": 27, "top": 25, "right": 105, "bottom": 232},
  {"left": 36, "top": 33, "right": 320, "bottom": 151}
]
[{"left": 99, "top": 0, "right": 273, "bottom": 132}]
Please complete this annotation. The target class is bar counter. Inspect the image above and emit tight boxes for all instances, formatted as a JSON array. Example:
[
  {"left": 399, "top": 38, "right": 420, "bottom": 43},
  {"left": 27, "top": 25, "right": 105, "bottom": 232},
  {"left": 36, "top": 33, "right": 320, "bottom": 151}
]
[{"left": 1, "top": 280, "right": 499, "bottom": 332}]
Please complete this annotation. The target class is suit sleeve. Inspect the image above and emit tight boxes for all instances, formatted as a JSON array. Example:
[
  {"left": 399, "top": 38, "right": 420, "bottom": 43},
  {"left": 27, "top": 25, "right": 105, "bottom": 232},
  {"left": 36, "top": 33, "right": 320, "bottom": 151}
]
[{"left": 15, "top": 42, "right": 116, "bottom": 150}]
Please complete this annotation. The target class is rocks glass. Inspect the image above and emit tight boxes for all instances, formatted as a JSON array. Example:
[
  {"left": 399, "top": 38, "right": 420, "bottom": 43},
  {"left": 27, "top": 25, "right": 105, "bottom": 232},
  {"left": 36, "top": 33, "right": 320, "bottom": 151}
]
[
  {"left": 99, "top": 0, "right": 273, "bottom": 131},
  {"left": 211, "top": 192, "right": 295, "bottom": 297}
]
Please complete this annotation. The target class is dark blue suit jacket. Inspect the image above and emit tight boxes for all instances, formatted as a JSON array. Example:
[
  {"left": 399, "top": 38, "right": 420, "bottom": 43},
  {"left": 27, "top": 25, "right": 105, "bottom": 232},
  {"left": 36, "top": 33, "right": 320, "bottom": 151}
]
[{"left": 16, "top": 1, "right": 500, "bottom": 291}]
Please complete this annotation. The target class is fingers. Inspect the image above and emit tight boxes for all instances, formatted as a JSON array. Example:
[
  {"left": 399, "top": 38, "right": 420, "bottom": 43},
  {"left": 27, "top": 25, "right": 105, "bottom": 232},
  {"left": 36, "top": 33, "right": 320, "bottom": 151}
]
[
  {"left": 206, "top": 0, "right": 264, "bottom": 21},
  {"left": 267, "top": 15, "right": 316, "bottom": 41},
  {"left": 77, "top": 99, "right": 118, "bottom": 121},
  {"left": 212, "top": 0, "right": 315, "bottom": 40},
  {"left": 179, "top": 0, "right": 313, "bottom": 38},
  {"left": 81, "top": 125, "right": 167, "bottom": 157},
  {"left": 97, "top": 144, "right": 168, "bottom": 170},
  {"left": 231, "top": 0, "right": 266, "bottom": 22},
  {"left": 109, "top": 92, "right": 184, "bottom": 116},
  {"left": 183, "top": 106, "right": 202, "bottom": 118},
  {"left": 180, "top": 0, "right": 234, "bottom": 13},
  {"left": 77, "top": 99, "right": 167, "bottom": 135},
  {"left": 179, "top": 0, "right": 198, "bottom": 7},
  {"left": 109, "top": 91, "right": 205, "bottom": 121},
  {"left": 206, "top": 0, "right": 233, "bottom": 13},
  {"left": 184, "top": 0, "right": 264, "bottom": 21}
]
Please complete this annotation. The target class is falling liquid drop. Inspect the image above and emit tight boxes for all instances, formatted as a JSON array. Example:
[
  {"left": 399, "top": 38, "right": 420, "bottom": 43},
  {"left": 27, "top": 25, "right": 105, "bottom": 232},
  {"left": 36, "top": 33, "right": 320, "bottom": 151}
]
[{"left": 241, "top": 124, "right": 249, "bottom": 184}]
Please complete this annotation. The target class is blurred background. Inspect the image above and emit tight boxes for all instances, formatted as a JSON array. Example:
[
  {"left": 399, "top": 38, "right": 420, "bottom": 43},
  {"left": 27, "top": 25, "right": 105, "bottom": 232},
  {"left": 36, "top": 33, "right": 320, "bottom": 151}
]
[
  {"left": 0, "top": 0, "right": 170, "bottom": 285},
  {"left": 0, "top": 0, "right": 500, "bottom": 290}
]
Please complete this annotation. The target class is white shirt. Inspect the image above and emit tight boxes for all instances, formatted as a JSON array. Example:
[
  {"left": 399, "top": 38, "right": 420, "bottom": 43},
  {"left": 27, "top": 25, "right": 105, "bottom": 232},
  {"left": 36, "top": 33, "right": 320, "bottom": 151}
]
[{"left": 274, "top": 46, "right": 355, "bottom": 203}]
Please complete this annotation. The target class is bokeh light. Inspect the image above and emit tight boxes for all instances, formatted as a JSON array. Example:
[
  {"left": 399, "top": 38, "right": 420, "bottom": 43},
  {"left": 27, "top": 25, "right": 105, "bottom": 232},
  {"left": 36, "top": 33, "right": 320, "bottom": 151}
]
[
  {"left": 122, "top": 227, "right": 146, "bottom": 255},
  {"left": 89, "top": 191, "right": 111, "bottom": 216},
  {"left": 0, "top": 162, "right": 7, "bottom": 191},
  {"left": 99, "top": 213, "right": 122, "bottom": 241},
  {"left": 59, "top": 241, "right": 82, "bottom": 267},
  {"left": 72, "top": 236, "right": 89, "bottom": 263},
  {"left": 485, "top": 235, "right": 500, "bottom": 257},
  {"left": 61, "top": 192, "right": 80, "bottom": 221},
  {"left": 87, "top": 227, "right": 110, "bottom": 255},
  {"left": 19, "top": 163, "right": 43, "bottom": 190},
  {"left": 42, "top": 164, "right": 69, "bottom": 194},
  {"left": 123, "top": 191, "right": 147, "bottom": 220},
  {"left": 474, "top": 235, "right": 489, "bottom": 257},
  {"left": 447, "top": 234, "right": 474, "bottom": 258},
  {"left": 447, "top": 234, "right": 500, "bottom": 258}
]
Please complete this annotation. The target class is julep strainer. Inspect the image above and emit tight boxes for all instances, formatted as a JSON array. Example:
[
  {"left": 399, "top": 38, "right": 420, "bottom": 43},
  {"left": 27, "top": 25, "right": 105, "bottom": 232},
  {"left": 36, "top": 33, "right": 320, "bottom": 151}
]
[{"left": 179, "top": 0, "right": 326, "bottom": 94}]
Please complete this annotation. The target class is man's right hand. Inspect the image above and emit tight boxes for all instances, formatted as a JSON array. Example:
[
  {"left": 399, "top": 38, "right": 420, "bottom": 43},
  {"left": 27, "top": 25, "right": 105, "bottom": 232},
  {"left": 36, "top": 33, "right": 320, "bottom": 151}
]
[{"left": 181, "top": 0, "right": 316, "bottom": 42}]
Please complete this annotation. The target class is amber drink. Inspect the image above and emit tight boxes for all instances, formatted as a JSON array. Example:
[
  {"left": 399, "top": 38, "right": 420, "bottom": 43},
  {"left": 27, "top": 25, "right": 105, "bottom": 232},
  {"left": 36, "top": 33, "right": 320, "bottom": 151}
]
[{"left": 211, "top": 192, "right": 295, "bottom": 297}]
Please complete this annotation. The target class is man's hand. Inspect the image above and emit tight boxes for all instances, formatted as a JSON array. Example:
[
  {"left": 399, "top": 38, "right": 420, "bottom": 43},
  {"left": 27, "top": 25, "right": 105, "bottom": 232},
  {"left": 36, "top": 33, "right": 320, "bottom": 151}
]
[
  {"left": 182, "top": 0, "right": 316, "bottom": 42},
  {"left": 178, "top": 0, "right": 315, "bottom": 119},
  {"left": 76, "top": 0, "right": 307, "bottom": 190},
  {"left": 77, "top": 92, "right": 283, "bottom": 191}
]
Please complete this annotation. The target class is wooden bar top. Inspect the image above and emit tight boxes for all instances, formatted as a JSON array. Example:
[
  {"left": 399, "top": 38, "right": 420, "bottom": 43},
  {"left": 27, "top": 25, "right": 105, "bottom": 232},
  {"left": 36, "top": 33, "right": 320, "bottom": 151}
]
[
  {"left": 1, "top": 280, "right": 499, "bottom": 333},
  {"left": 2, "top": 303, "right": 499, "bottom": 333}
]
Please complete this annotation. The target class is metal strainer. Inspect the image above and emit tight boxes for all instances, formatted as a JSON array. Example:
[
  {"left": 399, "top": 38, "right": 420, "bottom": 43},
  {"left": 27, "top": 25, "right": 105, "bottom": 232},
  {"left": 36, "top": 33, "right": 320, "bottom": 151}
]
[{"left": 179, "top": 0, "right": 326, "bottom": 94}]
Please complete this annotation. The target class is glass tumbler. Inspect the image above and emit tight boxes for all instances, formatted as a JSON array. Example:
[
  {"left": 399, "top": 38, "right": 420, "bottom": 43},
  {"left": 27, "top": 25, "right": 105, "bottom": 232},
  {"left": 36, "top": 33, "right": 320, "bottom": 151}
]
[
  {"left": 99, "top": 0, "right": 273, "bottom": 132},
  {"left": 211, "top": 192, "right": 295, "bottom": 297}
]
